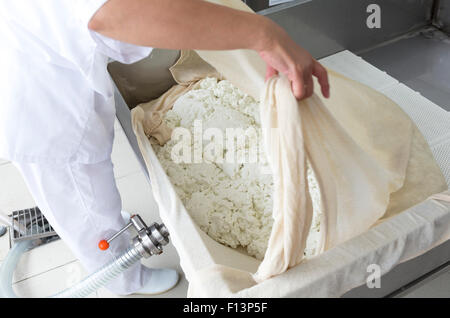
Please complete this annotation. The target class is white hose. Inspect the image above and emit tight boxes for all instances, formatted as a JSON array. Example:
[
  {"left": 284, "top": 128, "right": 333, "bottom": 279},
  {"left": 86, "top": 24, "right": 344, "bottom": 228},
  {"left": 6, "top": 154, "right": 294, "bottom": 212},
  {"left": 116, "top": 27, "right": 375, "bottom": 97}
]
[
  {"left": 0, "top": 240, "right": 34, "bottom": 298},
  {"left": 52, "top": 246, "right": 142, "bottom": 298},
  {"left": 0, "top": 241, "right": 143, "bottom": 298}
]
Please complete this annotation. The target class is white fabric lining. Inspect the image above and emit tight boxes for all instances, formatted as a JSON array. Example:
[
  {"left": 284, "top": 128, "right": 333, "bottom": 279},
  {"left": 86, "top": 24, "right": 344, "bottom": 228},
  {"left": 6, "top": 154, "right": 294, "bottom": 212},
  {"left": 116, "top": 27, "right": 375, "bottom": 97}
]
[
  {"left": 131, "top": 49, "right": 450, "bottom": 297},
  {"left": 322, "top": 51, "right": 450, "bottom": 188}
]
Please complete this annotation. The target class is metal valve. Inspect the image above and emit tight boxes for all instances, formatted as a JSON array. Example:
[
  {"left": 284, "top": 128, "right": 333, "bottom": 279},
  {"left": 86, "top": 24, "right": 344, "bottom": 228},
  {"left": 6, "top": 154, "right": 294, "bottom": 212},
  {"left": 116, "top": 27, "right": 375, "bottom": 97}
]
[{"left": 98, "top": 214, "right": 170, "bottom": 258}]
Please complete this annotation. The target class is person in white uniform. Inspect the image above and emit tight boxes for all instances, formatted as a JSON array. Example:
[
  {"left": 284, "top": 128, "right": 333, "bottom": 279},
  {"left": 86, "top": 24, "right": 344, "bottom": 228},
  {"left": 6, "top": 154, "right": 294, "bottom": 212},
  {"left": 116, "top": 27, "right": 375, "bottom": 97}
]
[{"left": 0, "top": 0, "right": 330, "bottom": 296}]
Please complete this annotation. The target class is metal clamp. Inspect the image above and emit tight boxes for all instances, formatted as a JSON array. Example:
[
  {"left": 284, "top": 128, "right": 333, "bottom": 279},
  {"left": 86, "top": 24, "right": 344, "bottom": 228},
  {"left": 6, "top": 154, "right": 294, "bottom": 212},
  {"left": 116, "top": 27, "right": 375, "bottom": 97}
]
[{"left": 98, "top": 214, "right": 170, "bottom": 258}]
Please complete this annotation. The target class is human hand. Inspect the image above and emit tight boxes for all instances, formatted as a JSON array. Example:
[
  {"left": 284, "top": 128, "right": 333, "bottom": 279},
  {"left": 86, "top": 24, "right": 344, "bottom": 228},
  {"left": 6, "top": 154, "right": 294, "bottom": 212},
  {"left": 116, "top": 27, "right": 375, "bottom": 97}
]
[{"left": 258, "top": 23, "right": 330, "bottom": 100}]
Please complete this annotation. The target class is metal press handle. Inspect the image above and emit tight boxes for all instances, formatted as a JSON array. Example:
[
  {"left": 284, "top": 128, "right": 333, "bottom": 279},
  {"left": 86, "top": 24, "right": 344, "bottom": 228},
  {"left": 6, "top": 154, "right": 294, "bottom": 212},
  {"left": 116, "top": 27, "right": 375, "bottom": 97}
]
[
  {"left": 98, "top": 214, "right": 146, "bottom": 250},
  {"left": 98, "top": 214, "right": 169, "bottom": 254},
  {"left": 98, "top": 221, "right": 133, "bottom": 251}
]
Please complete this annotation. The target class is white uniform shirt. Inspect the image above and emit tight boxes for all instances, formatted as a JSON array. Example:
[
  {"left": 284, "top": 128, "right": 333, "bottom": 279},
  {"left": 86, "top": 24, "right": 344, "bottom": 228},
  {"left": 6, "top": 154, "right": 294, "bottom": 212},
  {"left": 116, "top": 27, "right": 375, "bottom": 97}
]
[{"left": 0, "top": 0, "right": 152, "bottom": 164}]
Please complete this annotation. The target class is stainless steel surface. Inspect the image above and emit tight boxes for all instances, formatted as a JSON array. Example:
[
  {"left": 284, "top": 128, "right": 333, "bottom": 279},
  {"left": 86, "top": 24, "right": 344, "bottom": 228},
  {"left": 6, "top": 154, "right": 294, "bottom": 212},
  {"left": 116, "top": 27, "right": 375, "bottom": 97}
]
[
  {"left": 132, "top": 220, "right": 170, "bottom": 257},
  {"left": 360, "top": 27, "right": 450, "bottom": 111},
  {"left": 10, "top": 207, "right": 58, "bottom": 243},
  {"left": 263, "top": 0, "right": 434, "bottom": 59},
  {"left": 434, "top": 0, "right": 450, "bottom": 34},
  {"left": 109, "top": 49, "right": 181, "bottom": 181},
  {"left": 108, "top": 49, "right": 179, "bottom": 109},
  {"left": 343, "top": 240, "right": 450, "bottom": 297},
  {"left": 113, "top": 87, "right": 150, "bottom": 181},
  {"left": 392, "top": 263, "right": 450, "bottom": 297},
  {"left": 245, "top": 0, "right": 311, "bottom": 13},
  {"left": 242, "top": 0, "right": 270, "bottom": 11}
]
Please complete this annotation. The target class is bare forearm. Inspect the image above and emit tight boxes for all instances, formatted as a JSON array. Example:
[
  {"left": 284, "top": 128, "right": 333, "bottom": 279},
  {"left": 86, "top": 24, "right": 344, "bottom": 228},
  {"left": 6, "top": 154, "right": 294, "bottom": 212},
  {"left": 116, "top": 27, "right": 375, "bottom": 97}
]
[
  {"left": 90, "top": 0, "right": 330, "bottom": 100},
  {"left": 89, "top": 0, "right": 274, "bottom": 52}
]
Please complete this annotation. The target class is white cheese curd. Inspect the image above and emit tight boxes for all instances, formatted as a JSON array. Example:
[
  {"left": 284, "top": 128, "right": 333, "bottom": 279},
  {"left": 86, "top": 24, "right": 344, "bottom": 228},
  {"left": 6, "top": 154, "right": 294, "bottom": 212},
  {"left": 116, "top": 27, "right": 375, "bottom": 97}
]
[{"left": 153, "top": 77, "right": 322, "bottom": 260}]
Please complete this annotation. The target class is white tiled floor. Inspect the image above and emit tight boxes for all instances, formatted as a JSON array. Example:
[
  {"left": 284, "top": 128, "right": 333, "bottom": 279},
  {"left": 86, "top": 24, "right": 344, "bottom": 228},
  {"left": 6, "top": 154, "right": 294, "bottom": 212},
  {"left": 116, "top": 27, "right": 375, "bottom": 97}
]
[{"left": 0, "top": 119, "right": 188, "bottom": 298}]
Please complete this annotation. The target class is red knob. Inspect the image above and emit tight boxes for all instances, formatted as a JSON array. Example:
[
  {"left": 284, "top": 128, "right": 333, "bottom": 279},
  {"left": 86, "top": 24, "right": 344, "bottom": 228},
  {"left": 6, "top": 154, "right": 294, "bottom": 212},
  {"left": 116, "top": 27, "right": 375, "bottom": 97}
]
[{"left": 98, "top": 240, "right": 109, "bottom": 251}]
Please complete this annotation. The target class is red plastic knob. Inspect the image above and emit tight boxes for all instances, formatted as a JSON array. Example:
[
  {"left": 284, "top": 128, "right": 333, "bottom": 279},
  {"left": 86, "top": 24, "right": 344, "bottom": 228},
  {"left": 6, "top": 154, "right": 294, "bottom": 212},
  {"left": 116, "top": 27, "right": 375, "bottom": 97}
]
[{"left": 98, "top": 240, "right": 109, "bottom": 251}]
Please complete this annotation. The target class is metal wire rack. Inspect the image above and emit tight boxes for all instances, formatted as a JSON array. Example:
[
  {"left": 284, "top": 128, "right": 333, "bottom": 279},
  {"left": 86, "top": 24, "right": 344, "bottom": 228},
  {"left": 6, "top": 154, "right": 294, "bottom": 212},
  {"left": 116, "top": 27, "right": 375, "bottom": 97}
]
[{"left": 10, "top": 207, "right": 58, "bottom": 243}]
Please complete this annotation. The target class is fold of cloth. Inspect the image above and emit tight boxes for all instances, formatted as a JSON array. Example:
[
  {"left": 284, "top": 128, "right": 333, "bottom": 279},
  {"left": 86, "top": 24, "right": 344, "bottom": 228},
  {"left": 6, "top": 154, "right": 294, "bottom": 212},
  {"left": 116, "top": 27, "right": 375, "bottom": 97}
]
[
  {"left": 429, "top": 192, "right": 450, "bottom": 203},
  {"left": 139, "top": 50, "right": 222, "bottom": 145}
]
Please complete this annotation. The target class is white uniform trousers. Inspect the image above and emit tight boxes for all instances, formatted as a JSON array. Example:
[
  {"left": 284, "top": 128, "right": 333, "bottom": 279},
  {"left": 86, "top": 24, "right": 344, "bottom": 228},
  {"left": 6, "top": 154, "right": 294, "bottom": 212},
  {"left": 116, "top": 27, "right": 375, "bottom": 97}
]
[{"left": 13, "top": 159, "right": 151, "bottom": 295}]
